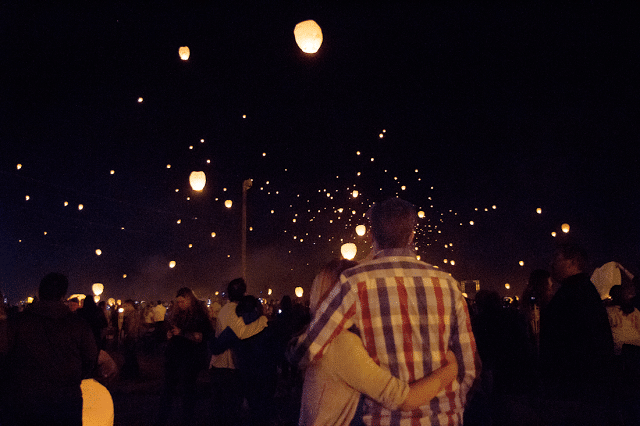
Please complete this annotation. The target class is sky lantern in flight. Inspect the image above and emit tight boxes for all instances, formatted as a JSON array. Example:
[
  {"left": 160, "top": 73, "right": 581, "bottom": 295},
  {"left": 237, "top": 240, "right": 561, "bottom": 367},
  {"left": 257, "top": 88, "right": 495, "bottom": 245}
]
[
  {"left": 355, "top": 225, "right": 366, "bottom": 236},
  {"left": 169, "top": 261, "right": 176, "bottom": 268},
  {"left": 418, "top": 210, "right": 425, "bottom": 218},
  {"left": 179, "top": 46, "right": 190, "bottom": 60},
  {"left": 189, "top": 171, "right": 206, "bottom": 191},
  {"left": 352, "top": 190, "right": 359, "bottom": 198},
  {"left": 225, "top": 200, "right": 233, "bottom": 208},
  {"left": 92, "top": 283, "right": 104, "bottom": 296},
  {"left": 95, "top": 249, "right": 102, "bottom": 256},
  {"left": 294, "top": 20, "right": 323, "bottom": 53},
  {"left": 561, "top": 223, "right": 570, "bottom": 233},
  {"left": 341, "top": 243, "right": 357, "bottom": 260},
  {"left": 295, "top": 287, "right": 304, "bottom": 298}
]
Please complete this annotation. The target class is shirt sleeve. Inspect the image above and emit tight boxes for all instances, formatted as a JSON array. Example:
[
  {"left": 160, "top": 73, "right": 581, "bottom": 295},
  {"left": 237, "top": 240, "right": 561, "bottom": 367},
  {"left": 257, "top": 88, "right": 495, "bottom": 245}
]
[
  {"left": 294, "top": 278, "right": 358, "bottom": 364},
  {"left": 449, "top": 282, "right": 479, "bottom": 403},
  {"left": 229, "top": 313, "right": 268, "bottom": 339},
  {"left": 330, "top": 331, "right": 409, "bottom": 410}
]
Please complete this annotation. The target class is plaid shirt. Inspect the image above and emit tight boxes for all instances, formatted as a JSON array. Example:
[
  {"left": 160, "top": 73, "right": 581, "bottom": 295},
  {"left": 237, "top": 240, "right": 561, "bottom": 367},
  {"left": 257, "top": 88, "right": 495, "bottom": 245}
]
[{"left": 297, "top": 248, "right": 478, "bottom": 426}]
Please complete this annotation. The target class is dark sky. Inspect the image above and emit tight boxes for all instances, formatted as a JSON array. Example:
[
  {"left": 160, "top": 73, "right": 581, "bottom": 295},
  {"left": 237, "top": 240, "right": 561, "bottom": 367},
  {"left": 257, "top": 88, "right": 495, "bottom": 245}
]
[{"left": 2, "top": 2, "right": 639, "bottom": 303}]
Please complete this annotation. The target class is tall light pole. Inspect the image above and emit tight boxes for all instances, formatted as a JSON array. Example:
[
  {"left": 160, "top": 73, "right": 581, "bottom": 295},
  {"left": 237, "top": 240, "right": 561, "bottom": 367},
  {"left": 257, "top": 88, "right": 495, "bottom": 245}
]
[{"left": 242, "top": 178, "right": 253, "bottom": 280}]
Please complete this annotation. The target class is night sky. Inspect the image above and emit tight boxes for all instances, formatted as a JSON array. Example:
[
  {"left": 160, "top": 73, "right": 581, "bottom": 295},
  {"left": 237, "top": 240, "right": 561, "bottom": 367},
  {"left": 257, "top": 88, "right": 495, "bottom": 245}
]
[{"left": 2, "top": 2, "right": 639, "bottom": 304}]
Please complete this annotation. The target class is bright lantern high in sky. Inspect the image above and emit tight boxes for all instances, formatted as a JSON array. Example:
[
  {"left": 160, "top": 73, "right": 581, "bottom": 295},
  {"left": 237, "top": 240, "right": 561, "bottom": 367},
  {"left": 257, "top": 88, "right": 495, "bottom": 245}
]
[
  {"left": 179, "top": 46, "right": 190, "bottom": 60},
  {"left": 294, "top": 20, "right": 323, "bottom": 53},
  {"left": 189, "top": 171, "right": 206, "bottom": 191}
]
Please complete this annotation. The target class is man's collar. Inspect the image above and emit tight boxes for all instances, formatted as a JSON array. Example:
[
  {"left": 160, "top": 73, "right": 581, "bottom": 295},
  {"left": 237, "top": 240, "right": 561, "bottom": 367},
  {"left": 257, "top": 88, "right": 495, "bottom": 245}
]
[{"left": 372, "top": 247, "right": 416, "bottom": 260}]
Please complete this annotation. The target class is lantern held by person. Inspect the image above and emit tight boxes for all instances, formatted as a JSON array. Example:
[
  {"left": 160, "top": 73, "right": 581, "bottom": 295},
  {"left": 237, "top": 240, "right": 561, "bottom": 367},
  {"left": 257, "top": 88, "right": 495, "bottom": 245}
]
[
  {"left": 294, "top": 20, "right": 323, "bottom": 53},
  {"left": 189, "top": 171, "right": 206, "bottom": 191}
]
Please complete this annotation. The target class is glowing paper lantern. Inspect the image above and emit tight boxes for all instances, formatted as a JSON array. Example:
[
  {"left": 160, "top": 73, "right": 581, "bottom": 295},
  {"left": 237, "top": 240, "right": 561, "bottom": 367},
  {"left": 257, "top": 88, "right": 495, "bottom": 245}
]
[
  {"left": 92, "top": 283, "right": 104, "bottom": 296},
  {"left": 561, "top": 223, "right": 570, "bottom": 233},
  {"left": 551, "top": 231, "right": 557, "bottom": 237},
  {"left": 95, "top": 249, "right": 102, "bottom": 256},
  {"left": 505, "top": 283, "right": 511, "bottom": 290},
  {"left": 225, "top": 200, "right": 233, "bottom": 208},
  {"left": 418, "top": 211, "right": 425, "bottom": 218},
  {"left": 294, "top": 20, "right": 323, "bottom": 53},
  {"left": 107, "top": 298, "right": 115, "bottom": 306},
  {"left": 341, "top": 243, "right": 357, "bottom": 260},
  {"left": 355, "top": 225, "right": 366, "bottom": 236},
  {"left": 352, "top": 190, "right": 359, "bottom": 198},
  {"left": 536, "top": 208, "right": 542, "bottom": 214},
  {"left": 179, "top": 46, "right": 190, "bottom": 60},
  {"left": 268, "top": 288, "right": 272, "bottom": 296},
  {"left": 189, "top": 171, "right": 206, "bottom": 191},
  {"left": 295, "top": 287, "right": 304, "bottom": 298},
  {"left": 169, "top": 261, "right": 176, "bottom": 268}
]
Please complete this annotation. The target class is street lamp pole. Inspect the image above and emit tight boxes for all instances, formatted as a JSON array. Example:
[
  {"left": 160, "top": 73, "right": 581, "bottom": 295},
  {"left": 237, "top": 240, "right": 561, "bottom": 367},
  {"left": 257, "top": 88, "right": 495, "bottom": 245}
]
[{"left": 242, "top": 179, "right": 253, "bottom": 280}]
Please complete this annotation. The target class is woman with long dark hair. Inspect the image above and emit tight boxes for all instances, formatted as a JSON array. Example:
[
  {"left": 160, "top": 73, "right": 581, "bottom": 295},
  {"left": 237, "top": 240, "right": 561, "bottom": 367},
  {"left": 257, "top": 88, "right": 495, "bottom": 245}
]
[{"left": 157, "top": 287, "right": 213, "bottom": 425}]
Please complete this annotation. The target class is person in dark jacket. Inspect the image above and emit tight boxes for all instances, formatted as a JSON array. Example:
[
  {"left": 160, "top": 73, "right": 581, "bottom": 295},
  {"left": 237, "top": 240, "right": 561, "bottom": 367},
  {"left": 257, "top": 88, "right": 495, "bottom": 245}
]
[
  {"left": 6, "top": 273, "right": 98, "bottom": 426},
  {"left": 540, "top": 244, "right": 615, "bottom": 426}
]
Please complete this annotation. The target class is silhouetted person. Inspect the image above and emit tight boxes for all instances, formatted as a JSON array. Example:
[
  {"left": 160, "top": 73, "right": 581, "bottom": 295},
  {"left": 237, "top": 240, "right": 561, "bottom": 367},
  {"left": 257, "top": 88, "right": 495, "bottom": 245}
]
[
  {"left": 78, "top": 295, "right": 108, "bottom": 350},
  {"left": 6, "top": 273, "right": 98, "bottom": 426},
  {"left": 209, "top": 278, "right": 268, "bottom": 426},
  {"left": 540, "top": 244, "right": 614, "bottom": 425},
  {"left": 157, "top": 287, "right": 213, "bottom": 425}
]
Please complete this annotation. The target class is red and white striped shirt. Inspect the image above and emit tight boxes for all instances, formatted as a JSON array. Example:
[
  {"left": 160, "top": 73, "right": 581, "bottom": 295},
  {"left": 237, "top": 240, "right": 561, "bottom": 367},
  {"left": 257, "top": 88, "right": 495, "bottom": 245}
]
[{"left": 298, "top": 248, "right": 479, "bottom": 426}]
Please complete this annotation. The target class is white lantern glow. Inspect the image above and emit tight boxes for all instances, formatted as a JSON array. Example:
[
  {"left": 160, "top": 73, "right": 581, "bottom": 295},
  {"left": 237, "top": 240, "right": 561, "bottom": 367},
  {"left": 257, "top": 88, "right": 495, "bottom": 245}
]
[
  {"left": 352, "top": 190, "right": 359, "bottom": 198},
  {"left": 294, "top": 20, "right": 323, "bottom": 54},
  {"left": 179, "top": 46, "right": 190, "bottom": 60},
  {"left": 95, "top": 249, "right": 102, "bottom": 256},
  {"left": 341, "top": 243, "right": 357, "bottom": 260},
  {"left": 225, "top": 200, "right": 233, "bottom": 208},
  {"left": 418, "top": 211, "right": 425, "bottom": 218},
  {"left": 295, "top": 287, "right": 304, "bottom": 298},
  {"left": 92, "top": 283, "right": 104, "bottom": 296},
  {"left": 189, "top": 171, "right": 206, "bottom": 191},
  {"left": 169, "top": 261, "right": 176, "bottom": 268},
  {"left": 355, "top": 225, "right": 366, "bottom": 236}
]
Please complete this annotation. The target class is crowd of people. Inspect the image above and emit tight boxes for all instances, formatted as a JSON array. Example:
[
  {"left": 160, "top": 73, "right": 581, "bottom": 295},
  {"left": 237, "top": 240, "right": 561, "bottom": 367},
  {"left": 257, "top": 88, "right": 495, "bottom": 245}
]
[{"left": 1, "top": 197, "right": 639, "bottom": 425}]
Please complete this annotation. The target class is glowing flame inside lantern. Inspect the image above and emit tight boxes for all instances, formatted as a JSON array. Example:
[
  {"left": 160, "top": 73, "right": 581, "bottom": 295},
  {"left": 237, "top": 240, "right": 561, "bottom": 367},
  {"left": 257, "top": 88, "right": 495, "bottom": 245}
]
[
  {"left": 341, "top": 243, "right": 357, "bottom": 260},
  {"left": 294, "top": 20, "right": 323, "bottom": 54},
  {"left": 295, "top": 287, "right": 304, "bottom": 298},
  {"left": 179, "top": 46, "right": 190, "bottom": 60},
  {"left": 92, "top": 283, "right": 104, "bottom": 296},
  {"left": 355, "top": 225, "right": 366, "bottom": 236},
  {"left": 189, "top": 171, "right": 206, "bottom": 191}
]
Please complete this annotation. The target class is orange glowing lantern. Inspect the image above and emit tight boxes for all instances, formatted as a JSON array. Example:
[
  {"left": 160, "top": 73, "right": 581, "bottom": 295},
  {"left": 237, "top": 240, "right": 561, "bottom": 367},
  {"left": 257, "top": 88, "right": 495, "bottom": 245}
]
[
  {"left": 341, "top": 243, "right": 357, "bottom": 260},
  {"left": 355, "top": 225, "right": 366, "bottom": 236},
  {"left": 561, "top": 223, "right": 570, "bottom": 233},
  {"left": 92, "top": 283, "right": 104, "bottom": 296},
  {"left": 169, "top": 261, "right": 176, "bottom": 268},
  {"left": 179, "top": 46, "right": 190, "bottom": 60},
  {"left": 225, "top": 200, "right": 233, "bottom": 208},
  {"left": 295, "top": 287, "right": 304, "bottom": 298},
  {"left": 418, "top": 210, "right": 425, "bottom": 218},
  {"left": 294, "top": 20, "right": 323, "bottom": 54},
  {"left": 189, "top": 171, "right": 206, "bottom": 191}
]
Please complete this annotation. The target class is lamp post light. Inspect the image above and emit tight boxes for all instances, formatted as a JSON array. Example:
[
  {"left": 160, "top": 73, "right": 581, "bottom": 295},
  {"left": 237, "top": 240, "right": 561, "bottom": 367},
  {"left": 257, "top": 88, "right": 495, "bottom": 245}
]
[{"left": 242, "top": 179, "right": 253, "bottom": 280}]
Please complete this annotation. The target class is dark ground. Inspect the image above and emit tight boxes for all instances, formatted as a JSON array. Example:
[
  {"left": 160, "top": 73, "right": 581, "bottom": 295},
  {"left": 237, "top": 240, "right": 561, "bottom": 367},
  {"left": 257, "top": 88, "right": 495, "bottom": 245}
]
[{"left": 107, "top": 339, "right": 302, "bottom": 426}]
